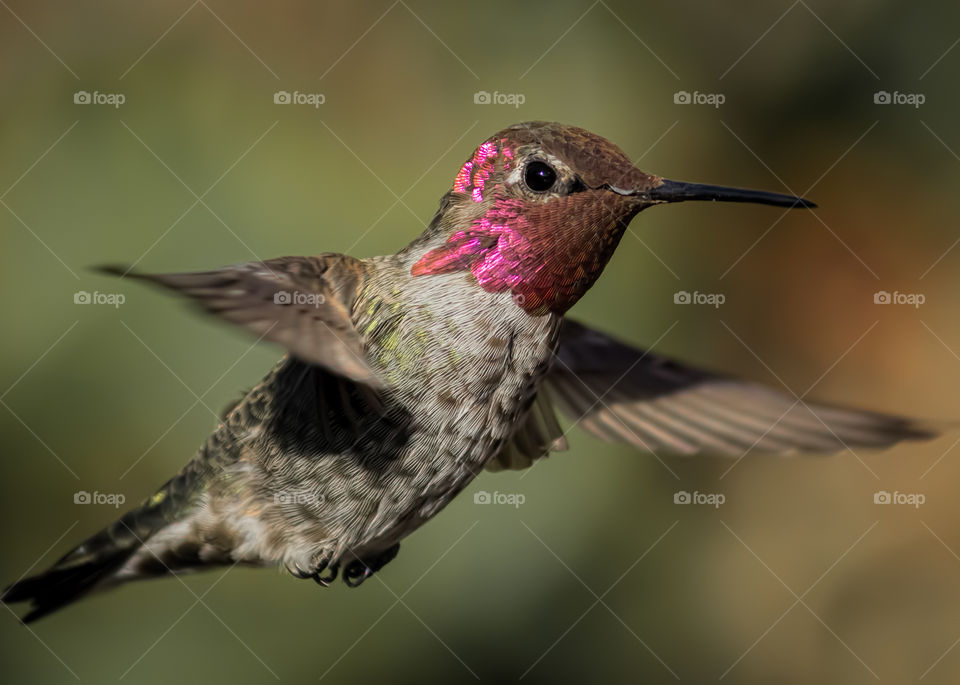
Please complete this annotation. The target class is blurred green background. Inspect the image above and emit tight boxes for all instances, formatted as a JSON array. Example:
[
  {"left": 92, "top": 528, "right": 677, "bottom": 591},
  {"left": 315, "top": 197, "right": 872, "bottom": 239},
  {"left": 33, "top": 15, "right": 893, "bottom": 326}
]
[{"left": 2, "top": 1, "right": 960, "bottom": 683}]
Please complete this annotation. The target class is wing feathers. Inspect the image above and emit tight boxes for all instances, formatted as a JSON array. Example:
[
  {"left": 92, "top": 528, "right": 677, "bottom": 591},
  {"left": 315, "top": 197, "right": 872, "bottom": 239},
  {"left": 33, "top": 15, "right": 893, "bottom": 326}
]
[
  {"left": 546, "top": 318, "right": 938, "bottom": 456},
  {"left": 98, "top": 255, "right": 381, "bottom": 389}
]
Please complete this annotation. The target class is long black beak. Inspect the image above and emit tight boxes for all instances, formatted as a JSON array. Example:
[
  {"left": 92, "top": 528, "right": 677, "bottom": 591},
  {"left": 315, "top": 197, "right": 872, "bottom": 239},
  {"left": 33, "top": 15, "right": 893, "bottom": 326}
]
[{"left": 636, "top": 178, "right": 816, "bottom": 209}]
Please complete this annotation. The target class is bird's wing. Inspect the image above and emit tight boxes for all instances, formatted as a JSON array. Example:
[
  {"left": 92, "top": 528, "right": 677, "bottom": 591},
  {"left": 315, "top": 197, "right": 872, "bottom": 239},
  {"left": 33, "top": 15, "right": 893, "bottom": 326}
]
[
  {"left": 98, "top": 255, "right": 381, "bottom": 388},
  {"left": 545, "top": 318, "right": 937, "bottom": 455}
]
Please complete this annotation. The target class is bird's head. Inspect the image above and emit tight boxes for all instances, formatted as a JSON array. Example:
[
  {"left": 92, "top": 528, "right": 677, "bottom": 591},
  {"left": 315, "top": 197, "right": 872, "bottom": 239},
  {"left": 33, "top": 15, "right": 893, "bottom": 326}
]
[{"left": 411, "top": 121, "right": 813, "bottom": 315}]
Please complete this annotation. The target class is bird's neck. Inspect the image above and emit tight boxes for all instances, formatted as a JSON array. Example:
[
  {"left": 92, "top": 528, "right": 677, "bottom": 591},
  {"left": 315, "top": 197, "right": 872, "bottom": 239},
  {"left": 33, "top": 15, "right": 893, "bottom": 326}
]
[{"left": 402, "top": 193, "right": 635, "bottom": 315}]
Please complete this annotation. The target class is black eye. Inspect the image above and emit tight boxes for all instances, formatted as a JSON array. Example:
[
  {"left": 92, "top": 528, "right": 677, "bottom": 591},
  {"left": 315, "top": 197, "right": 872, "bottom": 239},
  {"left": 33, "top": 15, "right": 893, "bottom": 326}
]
[{"left": 524, "top": 161, "right": 557, "bottom": 192}]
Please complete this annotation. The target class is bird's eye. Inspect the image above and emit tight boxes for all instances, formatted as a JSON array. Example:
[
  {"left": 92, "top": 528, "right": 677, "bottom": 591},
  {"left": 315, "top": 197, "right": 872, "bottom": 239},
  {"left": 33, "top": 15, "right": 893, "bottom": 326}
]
[{"left": 523, "top": 161, "right": 557, "bottom": 192}]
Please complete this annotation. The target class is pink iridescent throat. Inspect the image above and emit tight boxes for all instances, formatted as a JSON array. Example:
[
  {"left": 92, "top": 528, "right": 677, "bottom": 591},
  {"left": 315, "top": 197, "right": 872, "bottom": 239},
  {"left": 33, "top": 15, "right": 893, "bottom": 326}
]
[
  {"left": 411, "top": 198, "right": 532, "bottom": 291},
  {"left": 411, "top": 194, "right": 618, "bottom": 316}
]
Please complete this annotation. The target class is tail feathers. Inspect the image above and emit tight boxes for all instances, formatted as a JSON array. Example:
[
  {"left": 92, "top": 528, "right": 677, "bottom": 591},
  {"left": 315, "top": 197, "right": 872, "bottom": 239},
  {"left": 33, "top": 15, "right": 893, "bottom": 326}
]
[
  {"left": 3, "top": 544, "right": 138, "bottom": 623},
  {"left": 4, "top": 471, "right": 198, "bottom": 623}
]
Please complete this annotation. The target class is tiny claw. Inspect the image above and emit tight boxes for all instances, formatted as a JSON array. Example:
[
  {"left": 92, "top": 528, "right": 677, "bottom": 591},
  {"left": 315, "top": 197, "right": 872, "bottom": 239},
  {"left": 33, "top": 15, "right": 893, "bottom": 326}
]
[
  {"left": 313, "top": 563, "right": 339, "bottom": 587},
  {"left": 343, "top": 560, "right": 372, "bottom": 588},
  {"left": 309, "top": 554, "right": 338, "bottom": 586}
]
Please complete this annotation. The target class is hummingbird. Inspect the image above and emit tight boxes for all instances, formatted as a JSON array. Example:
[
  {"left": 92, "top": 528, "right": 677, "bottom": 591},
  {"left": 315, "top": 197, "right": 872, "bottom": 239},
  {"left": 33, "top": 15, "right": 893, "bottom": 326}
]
[{"left": 3, "top": 121, "right": 936, "bottom": 623}]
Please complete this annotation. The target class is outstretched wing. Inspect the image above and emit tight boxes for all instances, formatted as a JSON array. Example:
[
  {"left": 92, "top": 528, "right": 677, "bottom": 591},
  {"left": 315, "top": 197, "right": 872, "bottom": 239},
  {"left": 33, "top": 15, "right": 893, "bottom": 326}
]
[
  {"left": 99, "top": 255, "right": 381, "bottom": 388},
  {"left": 546, "top": 319, "right": 937, "bottom": 455}
]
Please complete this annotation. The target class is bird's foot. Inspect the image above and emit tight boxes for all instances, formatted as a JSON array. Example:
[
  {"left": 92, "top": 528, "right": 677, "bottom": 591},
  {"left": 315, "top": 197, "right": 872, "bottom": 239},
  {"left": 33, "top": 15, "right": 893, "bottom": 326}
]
[
  {"left": 343, "top": 544, "right": 400, "bottom": 588},
  {"left": 289, "top": 551, "right": 340, "bottom": 587},
  {"left": 311, "top": 551, "right": 340, "bottom": 587},
  {"left": 343, "top": 561, "right": 371, "bottom": 587},
  {"left": 313, "top": 561, "right": 339, "bottom": 587}
]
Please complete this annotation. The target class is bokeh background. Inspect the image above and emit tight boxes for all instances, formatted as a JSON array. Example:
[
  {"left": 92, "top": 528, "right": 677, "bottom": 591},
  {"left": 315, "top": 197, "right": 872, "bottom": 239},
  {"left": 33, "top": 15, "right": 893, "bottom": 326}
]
[{"left": 2, "top": 1, "right": 959, "bottom": 683}]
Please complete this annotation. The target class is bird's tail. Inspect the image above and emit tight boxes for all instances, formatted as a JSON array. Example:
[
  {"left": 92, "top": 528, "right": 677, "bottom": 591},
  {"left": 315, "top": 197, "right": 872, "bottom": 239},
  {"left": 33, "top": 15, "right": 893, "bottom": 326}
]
[{"left": 3, "top": 470, "right": 198, "bottom": 623}]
